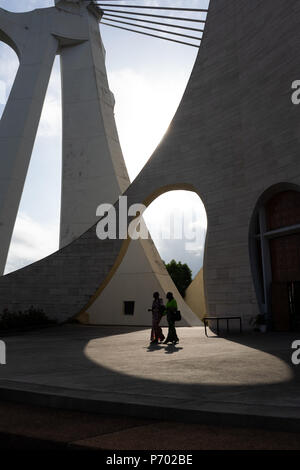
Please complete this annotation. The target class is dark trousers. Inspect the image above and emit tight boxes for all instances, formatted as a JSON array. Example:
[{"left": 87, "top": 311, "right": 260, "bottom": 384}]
[{"left": 166, "top": 313, "right": 179, "bottom": 342}]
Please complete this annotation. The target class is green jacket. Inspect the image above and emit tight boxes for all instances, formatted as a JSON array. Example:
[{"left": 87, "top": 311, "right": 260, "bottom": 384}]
[{"left": 164, "top": 298, "right": 177, "bottom": 315}]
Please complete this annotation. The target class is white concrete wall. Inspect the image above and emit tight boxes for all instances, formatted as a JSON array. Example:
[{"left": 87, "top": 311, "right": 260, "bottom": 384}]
[
  {"left": 185, "top": 268, "right": 207, "bottom": 321},
  {"left": 59, "top": 2, "right": 129, "bottom": 247},
  {"left": 86, "top": 238, "right": 202, "bottom": 326}
]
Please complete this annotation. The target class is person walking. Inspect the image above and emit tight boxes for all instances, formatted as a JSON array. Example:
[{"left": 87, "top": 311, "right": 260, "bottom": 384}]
[
  {"left": 149, "top": 292, "right": 165, "bottom": 344},
  {"left": 163, "top": 292, "right": 179, "bottom": 345}
]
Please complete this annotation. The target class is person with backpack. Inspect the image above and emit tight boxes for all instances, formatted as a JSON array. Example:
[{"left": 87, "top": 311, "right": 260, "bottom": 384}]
[
  {"left": 148, "top": 291, "right": 165, "bottom": 344},
  {"left": 163, "top": 292, "right": 179, "bottom": 345}
]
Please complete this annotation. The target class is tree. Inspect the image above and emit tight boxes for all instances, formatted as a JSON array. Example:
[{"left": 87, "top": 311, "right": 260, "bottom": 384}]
[{"left": 165, "top": 259, "right": 192, "bottom": 298}]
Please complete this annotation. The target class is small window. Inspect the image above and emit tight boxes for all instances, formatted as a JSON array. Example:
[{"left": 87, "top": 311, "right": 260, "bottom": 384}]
[{"left": 124, "top": 301, "right": 135, "bottom": 316}]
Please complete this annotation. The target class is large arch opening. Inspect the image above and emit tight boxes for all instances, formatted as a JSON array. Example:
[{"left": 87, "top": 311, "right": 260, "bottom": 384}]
[
  {"left": 84, "top": 187, "right": 207, "bottom": 327},
  {"left": 250, "top": 184, "right": 300, "bottom": 332},
  {"left": 144, "top": 189, "right": 207, "bottom": 320}
]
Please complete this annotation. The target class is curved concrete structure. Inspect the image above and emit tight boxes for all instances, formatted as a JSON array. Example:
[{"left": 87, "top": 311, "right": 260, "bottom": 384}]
[
  {"left": 185, "top": 268, "right": 207, "bottom": 321},
  {"left": 1, "top": 0, "right": 300, "bottom": 329},
  {"left": 0, "top": 0, "right": 200, "bottom": 326}
]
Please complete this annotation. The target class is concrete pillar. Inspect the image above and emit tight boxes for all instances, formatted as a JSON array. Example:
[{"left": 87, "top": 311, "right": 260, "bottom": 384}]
[
  {"left": 59, "top": 7, "right": 129, "bottom": 246},
  {"left": 0, "top": 12, "right": 58, "bottom": 274}
]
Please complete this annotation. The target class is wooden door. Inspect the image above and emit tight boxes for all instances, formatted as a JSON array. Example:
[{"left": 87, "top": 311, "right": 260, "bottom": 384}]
[{"left": 266, "top": 191, "right": 300, "bottom": 331}]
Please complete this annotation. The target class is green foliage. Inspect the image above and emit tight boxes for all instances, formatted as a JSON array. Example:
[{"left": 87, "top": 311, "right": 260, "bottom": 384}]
[
  {"left": 165, "top": 259, "right": 192, "bottom": 298},
  {"left": 0, "top": 306, "right": 56, "bottom": 331}
]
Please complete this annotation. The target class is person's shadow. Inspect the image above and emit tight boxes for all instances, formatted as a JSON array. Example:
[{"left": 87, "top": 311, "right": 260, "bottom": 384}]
[
  {"left": 164, "top": 344, "right": 183, "bottom": 354},
  {"left": 146, "top": 342, "right": 183, "bottom": 354},
  {"left": 146, "top": 342, "right": 165, "bottom": 352}
]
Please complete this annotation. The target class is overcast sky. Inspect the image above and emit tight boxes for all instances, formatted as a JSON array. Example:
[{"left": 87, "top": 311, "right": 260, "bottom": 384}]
[{"left": 0, "top": 0, "right": 208, "bottom": 277}]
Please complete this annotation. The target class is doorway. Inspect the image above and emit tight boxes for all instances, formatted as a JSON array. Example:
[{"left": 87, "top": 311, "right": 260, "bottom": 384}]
[{"left": 252, "top": 190, "right": 300, "bottom": 331}]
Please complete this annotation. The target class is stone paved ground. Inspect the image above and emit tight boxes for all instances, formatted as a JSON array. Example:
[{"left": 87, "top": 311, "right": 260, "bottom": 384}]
[
  {"left": 0, "top": 324, "right": 300, "bottom": 446},
  {"left": 0, "top": 401, "right": 300, "bottom": 450}
]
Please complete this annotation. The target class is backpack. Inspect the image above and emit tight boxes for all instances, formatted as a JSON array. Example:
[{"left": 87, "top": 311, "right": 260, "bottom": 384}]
[{"left": 173, "top": 310, "right": 182, "bottom": 322}]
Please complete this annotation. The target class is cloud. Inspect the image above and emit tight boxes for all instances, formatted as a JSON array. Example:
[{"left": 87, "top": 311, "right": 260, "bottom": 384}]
[
  {"left": 5, "top": 213, "right": 59, "bottom": 274},
  {"left": 109, "top": 67, "right": 187, "bottom": 180},
  {"left": 0, "top": 43, "right": 19, "bottom": 117},
  {"left": 103, "top": 0, "right": 209, "bottom": 10},
  {"left": 0, "top": 0, "right": 53, "bottom": 13},
  {"left": 0, "top": 44, "right": 61, "bottom": 137},
  {"left": 143, "top": 190, "right": 207, "bottom": 276},
  {"left": 154, "top": 237, "right": 205, "bottom": 278},
  {"left": 37, "top": 59, "right": 62, "bottom": 138}
]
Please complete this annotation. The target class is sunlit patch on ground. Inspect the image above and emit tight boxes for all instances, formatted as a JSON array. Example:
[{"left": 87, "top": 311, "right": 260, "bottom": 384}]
[{"left": 84, "top": 327, "right": 293, "bottom": 386}]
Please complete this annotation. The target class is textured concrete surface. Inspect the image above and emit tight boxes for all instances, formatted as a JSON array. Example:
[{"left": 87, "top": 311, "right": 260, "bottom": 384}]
[
  {"left": 1, "top": 401, "right": 300, "bottom": 450},
  {"left": 58, "top": 0, "right": 127, "bottom": 247},
  {"left": 0, "top": 325, "right": 300, "bottom": 432}
]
